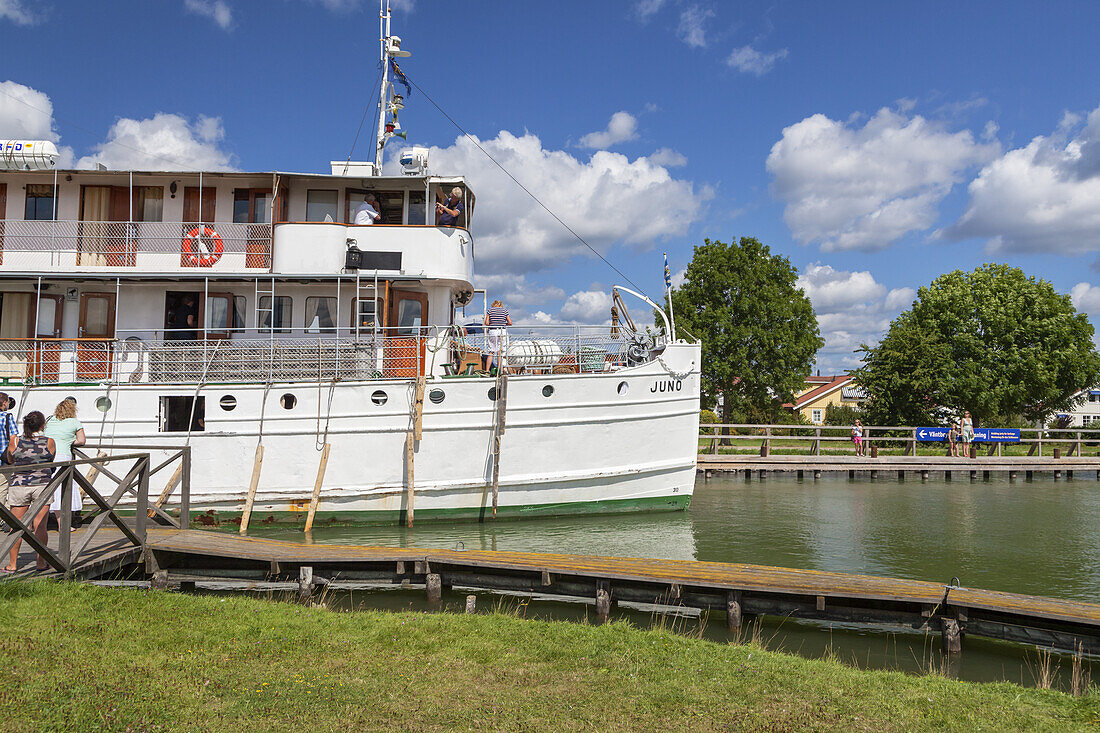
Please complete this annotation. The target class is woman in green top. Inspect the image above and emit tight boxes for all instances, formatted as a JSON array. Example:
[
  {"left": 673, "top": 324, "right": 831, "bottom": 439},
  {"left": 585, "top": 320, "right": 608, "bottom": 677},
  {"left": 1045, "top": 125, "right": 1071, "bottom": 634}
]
[{"left": 44, "top": 397, "right": 86, "bottom": 512}]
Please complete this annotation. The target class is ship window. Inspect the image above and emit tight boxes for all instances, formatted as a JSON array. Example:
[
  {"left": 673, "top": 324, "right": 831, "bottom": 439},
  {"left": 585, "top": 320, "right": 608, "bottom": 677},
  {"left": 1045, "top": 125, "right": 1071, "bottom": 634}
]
[
  {"left": 219, "top": 395, "right": 237, "bottom": 411},
  {"left": 306, "top": 190, "right": 339, "bottom": 222},
  {"left": 371, "top": 390, "right": 388, "bottom": 405},
  {"left": 134, "top": 186, "right": 163, "bottom": 222},
  {"left": 305, "top": 297, "right": 336, "bottom": 333},
  {"left": 24, "top": 184, "right": 56, "bottom": 221},
  {"left": 95, "top": 396, "right": 112, "bottom": 413},
  {"left": 396, "top": 298, "right": 423, "bottom": 336},
  {"left": 617, "top": 381, "right": 629, "bottom": 396},
  {"left": 542, "top": 385, "right": 554, "bottom": 398},
  {"left": 428, "top": 388, "right": 445, "bottom": 404},
  {"left": 259, "top": 296, "right": 292, "bottom": 333},
  {"left": 408, "top": 191, "right": 426, "bottom": 225},
  {"left": 160, "top": 396, "right": 204, "bottom": 432},
  {"left": 488, "top": 387, "right": 497, "bottom": 401},
  {"left": 346, "top": 189, "right": 403, "bottom": 224},
  {"left": 280, "top": 393, "right": 297, "bottom": 410},
  {"left": 204, "top": 293, "right": 234, "bottom": 338},
  {"left": 232, "top": 295, "right": 246, "bottom": 331},
  {"left": 351, "top": 297, "right": 381, "bottom": 330}
]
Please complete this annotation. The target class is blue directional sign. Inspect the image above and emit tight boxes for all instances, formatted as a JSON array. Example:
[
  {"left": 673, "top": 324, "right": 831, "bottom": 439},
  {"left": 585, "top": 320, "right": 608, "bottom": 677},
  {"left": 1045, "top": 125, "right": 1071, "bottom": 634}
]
[
  {"left": 915, "top": 427, "right": 949, "bottom": 441},
  {"left": 915, "top": 427, "right": 1021, "bottom": 442}
]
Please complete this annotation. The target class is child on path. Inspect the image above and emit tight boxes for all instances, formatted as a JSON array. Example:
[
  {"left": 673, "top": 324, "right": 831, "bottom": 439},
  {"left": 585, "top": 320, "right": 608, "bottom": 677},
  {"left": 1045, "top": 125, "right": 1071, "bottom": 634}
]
[{"left": 852, "top": 420, "right": 864, "bottom": 457}]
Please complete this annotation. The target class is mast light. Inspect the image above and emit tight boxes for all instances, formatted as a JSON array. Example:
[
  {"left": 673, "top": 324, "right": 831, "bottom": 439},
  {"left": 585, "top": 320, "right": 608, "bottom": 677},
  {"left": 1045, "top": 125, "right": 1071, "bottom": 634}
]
[{"left": 386, "top": 35, "right": 411, "bottom": 57}]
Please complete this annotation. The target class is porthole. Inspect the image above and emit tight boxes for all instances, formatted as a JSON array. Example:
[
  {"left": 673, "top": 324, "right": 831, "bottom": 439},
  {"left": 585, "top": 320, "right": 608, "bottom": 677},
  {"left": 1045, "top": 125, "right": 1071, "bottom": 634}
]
[
  {"left": 95, "top": 396, "right": 112, "bottom": 413},
  {"left": 371, "top": 390, "right": 388, "bottom": 406},
  {"left": 219, "top": 395, "right": 237, "bottom": 412},
  {"left": 488, "top": 387, "right": 497, "bottom": 401},
  {"left": 429, "top": 388, "right": 445, "bottom": 404},
  {"left": 280, "top": 393, "right": 297, "bottom": 410},
  {"left": 617, "top": 381, "right": 629, "bottom": 396},
  {"left": 542, "top": 385, "right": 554, "bottom": 398}
]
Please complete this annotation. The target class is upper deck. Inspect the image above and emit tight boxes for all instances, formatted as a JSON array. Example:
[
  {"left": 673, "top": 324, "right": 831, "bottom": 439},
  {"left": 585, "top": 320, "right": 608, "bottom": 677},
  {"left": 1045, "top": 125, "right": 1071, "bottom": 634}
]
[{"left": 0, "top": 168, "right": 474, "bottom": 285}]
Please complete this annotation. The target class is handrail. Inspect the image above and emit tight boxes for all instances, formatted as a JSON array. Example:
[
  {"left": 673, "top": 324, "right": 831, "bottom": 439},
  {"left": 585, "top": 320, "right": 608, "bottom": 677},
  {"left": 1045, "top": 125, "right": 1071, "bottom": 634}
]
[{"left": 0, "top": 444, "right": 191, "bottom": 577}]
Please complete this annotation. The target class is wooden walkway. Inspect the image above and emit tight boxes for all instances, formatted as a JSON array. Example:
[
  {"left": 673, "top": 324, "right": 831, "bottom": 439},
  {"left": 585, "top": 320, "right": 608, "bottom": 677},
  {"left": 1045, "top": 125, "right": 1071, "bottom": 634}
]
[
  {"left": 12, "top": 526, "right": 1100, "bottom": 656},
  {"left": 698, "top": 454, "right": 1100, "bottom": 479}
]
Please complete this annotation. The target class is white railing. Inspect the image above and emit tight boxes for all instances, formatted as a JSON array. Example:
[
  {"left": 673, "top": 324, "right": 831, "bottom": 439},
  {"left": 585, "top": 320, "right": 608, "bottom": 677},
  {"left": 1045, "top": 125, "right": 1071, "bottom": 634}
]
[
  {"left": 0, "top": 220, "right": 271, "bottom": 271},
  {"left": 0, "top": 326, "right": 668, "bottom": 385}
]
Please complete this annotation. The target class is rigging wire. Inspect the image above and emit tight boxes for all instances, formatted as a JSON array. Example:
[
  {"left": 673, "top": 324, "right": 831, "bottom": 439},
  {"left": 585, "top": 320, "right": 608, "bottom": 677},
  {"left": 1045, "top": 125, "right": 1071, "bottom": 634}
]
[
  {"left": 341, "top": 61, "right": 385, "bottom": 175},
  {"left": 402, "top": 73, "right": 655, "bottom": 301}
]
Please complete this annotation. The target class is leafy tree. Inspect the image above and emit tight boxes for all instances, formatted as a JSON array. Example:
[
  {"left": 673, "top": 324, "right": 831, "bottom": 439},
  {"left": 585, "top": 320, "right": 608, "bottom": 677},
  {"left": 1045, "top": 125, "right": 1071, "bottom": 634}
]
[
  {"left": 855, "top": 264, "right": 1100, "bottom": 425},
  {"left": 668, "top": 237, "right": 823, "bottom": 426},
  {"left": 823, "top": 402, "right": 864, "bottom": 426}
]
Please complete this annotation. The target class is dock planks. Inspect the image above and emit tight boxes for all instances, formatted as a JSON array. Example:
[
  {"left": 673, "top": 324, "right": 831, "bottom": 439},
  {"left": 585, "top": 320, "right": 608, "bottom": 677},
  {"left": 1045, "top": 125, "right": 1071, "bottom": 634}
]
[{"left": 11, "top": 526, "right": 1100, "bottom": 654}]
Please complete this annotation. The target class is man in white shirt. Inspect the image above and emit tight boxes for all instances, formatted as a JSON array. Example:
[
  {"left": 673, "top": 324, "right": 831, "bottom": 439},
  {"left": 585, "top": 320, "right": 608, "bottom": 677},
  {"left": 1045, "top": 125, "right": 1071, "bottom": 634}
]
[{"left": 353, "top": 194, "right": 381, "bottom": 225}]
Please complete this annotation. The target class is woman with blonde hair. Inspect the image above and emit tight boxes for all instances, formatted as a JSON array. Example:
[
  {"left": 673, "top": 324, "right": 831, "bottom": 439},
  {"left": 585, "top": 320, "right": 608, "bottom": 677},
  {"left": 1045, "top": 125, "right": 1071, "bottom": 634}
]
[{"left": 44, "top": 397, "right": 86, "bottom": 516}]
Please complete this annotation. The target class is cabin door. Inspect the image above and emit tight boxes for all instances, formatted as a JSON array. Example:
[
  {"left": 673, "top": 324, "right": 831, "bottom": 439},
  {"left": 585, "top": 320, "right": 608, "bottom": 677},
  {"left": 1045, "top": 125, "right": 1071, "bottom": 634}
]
[
  {"left": 233, "top": 188, "right": 286, "bottom": 268},
  {"left": 77, "top": 292, "right": 115, "bottom": 380},
  {"left": 78, "top": 185, "right": 131, "bottom": 266},
  {"left": 386, "top": 289, "right": 428, "bottom": 377},
  {"left": 28, "top": 294, "right": 63, "bottom": 382}
]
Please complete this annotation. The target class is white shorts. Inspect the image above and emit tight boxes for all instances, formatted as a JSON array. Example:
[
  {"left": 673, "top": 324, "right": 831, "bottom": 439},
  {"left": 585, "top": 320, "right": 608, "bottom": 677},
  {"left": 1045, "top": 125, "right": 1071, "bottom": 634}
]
[{"left": 487, "top": 328, "right": 508, "bottom": 355}]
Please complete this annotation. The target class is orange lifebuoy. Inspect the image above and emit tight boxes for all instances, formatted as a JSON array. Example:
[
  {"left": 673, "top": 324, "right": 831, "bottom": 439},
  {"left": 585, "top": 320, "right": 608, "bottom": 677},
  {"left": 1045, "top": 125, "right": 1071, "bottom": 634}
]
[{"left": 182, "top": 226, "right": 224, "bottom": 267}]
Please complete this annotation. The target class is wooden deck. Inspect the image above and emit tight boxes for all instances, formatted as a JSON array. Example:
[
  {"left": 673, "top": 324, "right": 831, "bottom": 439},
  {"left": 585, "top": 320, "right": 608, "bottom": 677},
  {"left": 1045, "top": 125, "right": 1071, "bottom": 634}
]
[
  {"left": 698, "top": 454, "right": 1100, "bottom": 477},
  {"left": 11, "top": 526, "right": 1100, "bottom": 655}
]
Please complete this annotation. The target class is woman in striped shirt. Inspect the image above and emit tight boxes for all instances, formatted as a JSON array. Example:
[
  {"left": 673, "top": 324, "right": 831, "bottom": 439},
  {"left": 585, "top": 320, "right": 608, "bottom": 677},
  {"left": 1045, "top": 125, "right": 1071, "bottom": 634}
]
[{"left": 483, "top": 300, "right": 512, "bottom": 372}]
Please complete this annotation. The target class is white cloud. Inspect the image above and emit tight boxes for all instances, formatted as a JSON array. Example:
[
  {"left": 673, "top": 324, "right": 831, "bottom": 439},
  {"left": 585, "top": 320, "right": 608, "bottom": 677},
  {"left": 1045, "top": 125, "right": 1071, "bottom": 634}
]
[
  {"left": 726, "top": 45, "right": 788, "bottom": 76},
  {"left": 1071, "top": 282, "right": 1100, "bottom": 316},
  {"left": 796, "top": 263, "right": 914, "bottom": 371},
  {"left": 767, "top": 107, "right": 999, "bottom": 252},
  {"left": 578, "top": 111, "right": 639, "bottom": 149},
  {"left": 677, "top": 5, "right": 714, "bottom": 48},
  {"left": 946, "top": 105, "right": 1100, "bottom": 255},
  {"left": 0, "top": 0, "right": 39, "bottom": 25},
  {"left": 393, "top": 131, "right": 707, "bottom": 276},
  {"left": 635, "top": 0, "right": 667, "bottom": 19},
  {"left": 0, "top": 81, "right": 74, "bottom": 166},
  {"left": 76, "top": 114, "right": 235, "bottom": 171},
  {"left": 184, "top": 0, "right": 232, "bottom": 30},
  {"left": 558, "top": 288, "right": 612, "bottom": 323},
  {"left": 649, "top": 147, "right": 687, "bottom": 167}
]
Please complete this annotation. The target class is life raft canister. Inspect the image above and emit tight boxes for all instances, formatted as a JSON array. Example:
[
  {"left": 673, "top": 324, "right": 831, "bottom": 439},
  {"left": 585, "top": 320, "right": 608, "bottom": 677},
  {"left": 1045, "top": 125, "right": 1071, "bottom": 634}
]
[{"left": 182, "top": 226, "right": 224, "bottom": 267}]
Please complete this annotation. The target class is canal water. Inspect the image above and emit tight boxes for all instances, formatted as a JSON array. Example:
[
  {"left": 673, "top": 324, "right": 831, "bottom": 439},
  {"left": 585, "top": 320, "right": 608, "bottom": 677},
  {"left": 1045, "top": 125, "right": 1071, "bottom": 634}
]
[{"left": 247, "top": 473, "right": 1100, "bottom": 686}]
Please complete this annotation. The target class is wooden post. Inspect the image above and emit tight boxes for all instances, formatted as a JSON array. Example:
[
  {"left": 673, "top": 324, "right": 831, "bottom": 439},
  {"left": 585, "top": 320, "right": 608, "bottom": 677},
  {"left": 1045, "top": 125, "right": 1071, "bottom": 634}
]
[
  {"left": 1054, "top": 447, "right": 1062, "bottom": 459},
  {"left": 304, "top": 443, "right": 331, "bottom": 533},
  {"left": 726, "top": 590, "right": 742, "bottom": 631},
  {"left": 151, "top": 569, "right": 169, "bottom": 590},
  {"left": 813, "top": 470, "right": 821, "bottom": 480},
  {"left": 595, "top": 586, "right": 611, "bottom": 621},
  {"left": 239, "top": 445, "right": 264, "bottom": 534},
  {"left": 426, "top": 573, "right": 442, "bottom": 603},
  {"left": 489, "top": 373, "right": 508, "bottom": 520},
  {"left": 82, "top": 450, "right": 107, "bottom": 505},
  {"left": 1077, "top": 432, "right": 1082, "bottom": 457},
  {"left": 407, "top": 376, "right": 426, "bottom": 528},
  {"left": 813, "top": 427, "right": 821, "bottom": 456},
  {"left": 465, "top": 595, "right": 477, "bottom": 613},
  {"left": 149, "top": 463, "right": 183, "bottom": 519},
  {"left": 796, "top": 469, "right": 803, "bottom": 480},
  {"left": 298, "top": 566, "right": 313, "bottom": 603},
  {"left": 941, "top": 617, "right": 962, "bottom": 655}
]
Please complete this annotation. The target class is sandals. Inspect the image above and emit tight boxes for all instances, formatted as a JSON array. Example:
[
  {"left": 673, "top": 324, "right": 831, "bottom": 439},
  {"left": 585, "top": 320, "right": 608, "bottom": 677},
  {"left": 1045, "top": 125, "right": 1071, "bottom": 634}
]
[{"left": 0, "top": 567, "right": 16, "bottom": 575}]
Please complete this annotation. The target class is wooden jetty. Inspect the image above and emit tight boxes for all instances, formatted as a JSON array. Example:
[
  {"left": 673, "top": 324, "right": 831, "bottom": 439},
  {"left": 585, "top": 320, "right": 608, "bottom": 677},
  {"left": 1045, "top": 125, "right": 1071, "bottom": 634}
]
[
  {"left": 4, "top": 445, "right": 1100, "bottom": 657},
  {"left": 697, "top": 454, "right": 1100, "bottom": 480}
]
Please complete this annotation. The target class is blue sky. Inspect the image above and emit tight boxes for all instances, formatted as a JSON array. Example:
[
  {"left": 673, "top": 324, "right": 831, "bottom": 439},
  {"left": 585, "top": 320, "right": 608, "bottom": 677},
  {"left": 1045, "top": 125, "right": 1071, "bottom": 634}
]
[{"left": 3, "top": 0, "right": 1100, "bottom": 371}]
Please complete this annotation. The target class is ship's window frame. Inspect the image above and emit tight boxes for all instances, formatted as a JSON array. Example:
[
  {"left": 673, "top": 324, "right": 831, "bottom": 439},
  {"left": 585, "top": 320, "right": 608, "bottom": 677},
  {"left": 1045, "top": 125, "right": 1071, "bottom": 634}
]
[
  {"left": 259, "top": 295, "right": 293, "bottom": 333},
  {"left": 305, "top": 296, "right": 337, "bottom": 333},
  {"left": 133, "top": 186, "right": 164, "bottom": 222},
  {"left": 305, "top": 189, "right": 339, "bottom": 222},
  {"left": 24, "top": 184, "right": 57, "bottom": 221},
  {"left": 204, "top": 292, "right": 235, "bottom": 339},
  {"left": 351, "top": 296, "right": 382, "bottom": 331},
  {"left": 160, "top": 396, "right": 204, "bottom": 432},
  {"left": 346, "top": 188, "right": 404, "bottom": 224}
]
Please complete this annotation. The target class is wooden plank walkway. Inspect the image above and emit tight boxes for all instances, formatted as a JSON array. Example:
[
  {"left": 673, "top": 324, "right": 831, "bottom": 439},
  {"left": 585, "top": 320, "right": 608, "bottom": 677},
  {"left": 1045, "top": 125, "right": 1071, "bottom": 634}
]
[
  {"left": 698, "top": 454, "right": 1100, "bottom": 477},
  {"left": 12, "top": 526, "right": 1097, "bottom": 656}
]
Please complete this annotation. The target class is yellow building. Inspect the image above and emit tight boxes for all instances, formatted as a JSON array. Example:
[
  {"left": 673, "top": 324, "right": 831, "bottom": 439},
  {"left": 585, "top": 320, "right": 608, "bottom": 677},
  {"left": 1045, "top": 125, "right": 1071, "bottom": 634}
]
[{"left": 786, "top": 375, "right": 865, "bottom": 424}]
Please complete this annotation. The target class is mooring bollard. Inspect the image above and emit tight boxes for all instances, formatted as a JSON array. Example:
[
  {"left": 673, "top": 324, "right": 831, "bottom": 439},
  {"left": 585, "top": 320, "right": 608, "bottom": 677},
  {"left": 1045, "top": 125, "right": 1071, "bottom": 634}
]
[
  {"left": 298, "top": 566, "right": 313, "bottom": 603},
  {"left": 1054, "top": 448, "right": 1062, "bottom": 459},
  {"left": 465, "top": 594, "right": 477, "bottom": 613},
  {"left": 426, "top": 573, "right": 442, "bottom": 603},
  {"left": 941, "top": 617, "right": 962, "bottom": 655},
  {"left": 870, "top": 446, "right": 879, "bottom": 458}
]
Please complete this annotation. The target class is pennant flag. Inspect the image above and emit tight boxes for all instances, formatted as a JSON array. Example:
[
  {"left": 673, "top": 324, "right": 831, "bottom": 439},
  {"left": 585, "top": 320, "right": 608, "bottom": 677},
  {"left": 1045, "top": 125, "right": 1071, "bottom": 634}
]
[
  {"left": 390, "top": 58, "right": 412, "bottom": 98},
  {"left": 664, "top": 253, "right": 672, "bottom": 289}
]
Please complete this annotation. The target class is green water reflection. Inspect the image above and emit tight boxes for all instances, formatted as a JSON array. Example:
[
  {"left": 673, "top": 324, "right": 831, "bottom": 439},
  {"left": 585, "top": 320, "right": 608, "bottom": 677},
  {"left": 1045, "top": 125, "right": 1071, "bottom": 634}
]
[{"left": 245, "top": 472, "right": 1100, "bottom": 684}]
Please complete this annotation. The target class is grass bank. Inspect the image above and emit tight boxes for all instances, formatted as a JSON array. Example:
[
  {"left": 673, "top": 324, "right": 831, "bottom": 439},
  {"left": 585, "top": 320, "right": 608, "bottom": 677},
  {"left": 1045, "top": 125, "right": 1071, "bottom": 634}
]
[{"left": 1, "top": 582, "right": 1097, "bottom": 732}]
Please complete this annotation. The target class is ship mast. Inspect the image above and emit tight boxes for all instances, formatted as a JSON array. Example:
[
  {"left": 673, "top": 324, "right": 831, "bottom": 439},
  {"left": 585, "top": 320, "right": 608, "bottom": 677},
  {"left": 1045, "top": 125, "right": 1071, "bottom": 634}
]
[{"left": 374, "top": 0, "right": 410, "bottom": 173}]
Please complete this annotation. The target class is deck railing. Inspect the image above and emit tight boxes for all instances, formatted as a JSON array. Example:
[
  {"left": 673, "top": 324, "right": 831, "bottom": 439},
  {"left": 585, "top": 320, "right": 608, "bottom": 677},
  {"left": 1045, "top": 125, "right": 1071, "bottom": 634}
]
[
  {"left": 0, "top": 445, "right": 190, "bottom": 577},
  {"left": 0, "top": 326, "right": 666, "bottom": 385},
  {"left": 0, "top": 220, "right": 271, "bottom": 270},
  {"left": 700, "top": 423, "right": 1100, "bottom": 457}
]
